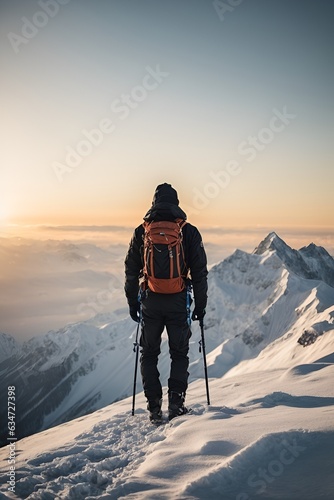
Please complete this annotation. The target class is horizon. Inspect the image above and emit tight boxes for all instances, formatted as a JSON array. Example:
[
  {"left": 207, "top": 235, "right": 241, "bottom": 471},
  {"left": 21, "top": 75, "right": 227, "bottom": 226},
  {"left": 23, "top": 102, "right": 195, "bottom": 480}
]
[{"left": 0, "top": 222, "right": 333, "bottom": 254}]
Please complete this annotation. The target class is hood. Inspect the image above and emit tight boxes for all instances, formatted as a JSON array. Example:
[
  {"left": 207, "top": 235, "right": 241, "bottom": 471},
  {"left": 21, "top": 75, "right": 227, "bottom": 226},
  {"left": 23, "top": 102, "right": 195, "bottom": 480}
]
[{"left": 144, "top": 183, "right": 187, "bottom": 221}]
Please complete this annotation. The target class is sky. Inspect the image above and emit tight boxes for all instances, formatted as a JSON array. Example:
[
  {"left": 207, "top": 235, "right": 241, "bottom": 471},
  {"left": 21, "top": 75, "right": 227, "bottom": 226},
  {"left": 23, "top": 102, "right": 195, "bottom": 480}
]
[{"left": 1, "top": 0, "right": 333, "bottom": 233}]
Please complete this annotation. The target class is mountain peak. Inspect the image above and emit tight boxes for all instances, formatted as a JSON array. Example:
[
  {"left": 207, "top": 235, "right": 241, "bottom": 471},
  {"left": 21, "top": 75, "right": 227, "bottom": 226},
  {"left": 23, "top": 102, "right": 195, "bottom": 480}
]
[
  {"left": 252, "top": 232, "right": 287, "bottom": 255},
  {"left": 299, "top": 242, "right": 332, "bottom": 260},
  {"left": 253, "top": 232, "right": 334, "bottom": 287}
]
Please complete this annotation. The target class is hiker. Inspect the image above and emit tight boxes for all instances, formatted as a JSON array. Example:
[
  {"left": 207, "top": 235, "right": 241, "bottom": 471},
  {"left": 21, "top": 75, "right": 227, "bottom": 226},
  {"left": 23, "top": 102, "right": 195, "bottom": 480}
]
[{"left": 124, "top": 183, "right": 208, "bottom": 422}]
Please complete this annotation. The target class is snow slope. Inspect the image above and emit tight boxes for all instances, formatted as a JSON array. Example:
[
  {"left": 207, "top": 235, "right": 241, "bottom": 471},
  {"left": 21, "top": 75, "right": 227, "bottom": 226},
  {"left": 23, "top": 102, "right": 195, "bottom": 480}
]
[
  {"left": 0, "top": 324, "right": 333, "bottom": 499},
  {"left": 0, "top": 315, "right": 138, "bottom": 446}
]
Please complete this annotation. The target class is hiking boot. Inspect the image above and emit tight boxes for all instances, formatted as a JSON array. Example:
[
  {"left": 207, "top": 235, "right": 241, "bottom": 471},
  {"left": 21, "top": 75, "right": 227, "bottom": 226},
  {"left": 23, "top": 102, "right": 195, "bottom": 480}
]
[
  {"left": 168, "top": 391, "right": 188, "bottom": 421},
  {"left": 147, "top": 397, "right": 162, "bottom": 423}
]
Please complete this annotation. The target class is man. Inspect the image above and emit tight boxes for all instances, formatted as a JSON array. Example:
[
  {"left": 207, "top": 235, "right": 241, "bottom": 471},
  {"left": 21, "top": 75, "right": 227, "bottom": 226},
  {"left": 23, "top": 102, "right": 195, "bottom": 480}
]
[{"left": 124, "top": 183, "right": 208, "bottom": 422}]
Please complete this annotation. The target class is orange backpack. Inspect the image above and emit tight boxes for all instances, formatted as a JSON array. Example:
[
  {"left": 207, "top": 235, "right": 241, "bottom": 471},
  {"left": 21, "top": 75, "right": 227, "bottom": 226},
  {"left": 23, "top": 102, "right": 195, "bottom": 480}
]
[{"left": 142, "top": 219, "right": 188, "bottom": 294}]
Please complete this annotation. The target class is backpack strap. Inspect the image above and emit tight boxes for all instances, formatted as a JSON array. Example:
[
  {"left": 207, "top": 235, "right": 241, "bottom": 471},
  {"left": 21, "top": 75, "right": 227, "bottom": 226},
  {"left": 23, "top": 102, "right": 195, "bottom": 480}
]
[
  {"left": 175, "top": 218, "right": 187, "bottom": 229},
  {"left": 176, "top": 219, "right": 187, "bottom": 274}
]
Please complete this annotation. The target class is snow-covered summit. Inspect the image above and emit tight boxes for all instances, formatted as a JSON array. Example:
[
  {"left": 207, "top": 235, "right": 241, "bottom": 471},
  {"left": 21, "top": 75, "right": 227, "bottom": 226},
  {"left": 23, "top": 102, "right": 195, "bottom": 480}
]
[
  {"left": 253, "top": 232, "right": 334, "bottom": 287},
  {"left": 201, "top": 236, "right": 334, "bottom": 380},
  {"left": 252, "top": 231, "right": 284, "bottom": 254}
]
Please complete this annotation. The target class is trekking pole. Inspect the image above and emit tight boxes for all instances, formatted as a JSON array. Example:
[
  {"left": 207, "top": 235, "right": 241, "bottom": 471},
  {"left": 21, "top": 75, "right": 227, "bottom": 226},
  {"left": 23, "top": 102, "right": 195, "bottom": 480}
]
[
  {"left": 199, "top": 318, "right": 211, "bottom": 406},
  {"left": 131, "top": 300, "right": 142, "bottom": 416},
  {"left": 131, "top": 322, "right": 140, "bottom": 416}
]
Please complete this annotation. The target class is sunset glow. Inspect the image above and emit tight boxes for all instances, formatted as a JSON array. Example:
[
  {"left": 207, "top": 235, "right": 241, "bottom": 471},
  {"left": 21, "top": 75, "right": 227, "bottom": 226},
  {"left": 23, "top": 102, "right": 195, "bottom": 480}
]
[{"left": 1, "top": 0, "right": 333, "bottom": 233}]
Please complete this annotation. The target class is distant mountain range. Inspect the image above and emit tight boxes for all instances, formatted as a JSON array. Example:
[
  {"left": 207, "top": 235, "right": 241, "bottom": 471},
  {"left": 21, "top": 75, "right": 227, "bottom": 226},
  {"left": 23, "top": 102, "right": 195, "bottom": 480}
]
[{"left": 1, "top": 232, "right": 333, "bottom": 446}]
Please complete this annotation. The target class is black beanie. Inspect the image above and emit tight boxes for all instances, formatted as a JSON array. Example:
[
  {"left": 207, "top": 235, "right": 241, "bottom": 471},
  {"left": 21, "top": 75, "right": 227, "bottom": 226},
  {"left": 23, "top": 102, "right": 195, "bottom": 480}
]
[{"left": 152, "top": 183, "right": 179, "bottom": 206}]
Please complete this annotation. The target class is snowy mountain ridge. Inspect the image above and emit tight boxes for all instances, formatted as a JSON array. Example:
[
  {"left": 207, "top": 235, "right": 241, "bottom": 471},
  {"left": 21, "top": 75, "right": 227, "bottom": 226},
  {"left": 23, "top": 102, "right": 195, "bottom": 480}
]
[
  {"left": 0, "top": 332, "right": 20, "bottom": 363},
  {"left": 253, "top": 231, "right": 334, "bottom": 287},
  {"left": 0, "top": 232, "right": 333, "bottom": 449}
]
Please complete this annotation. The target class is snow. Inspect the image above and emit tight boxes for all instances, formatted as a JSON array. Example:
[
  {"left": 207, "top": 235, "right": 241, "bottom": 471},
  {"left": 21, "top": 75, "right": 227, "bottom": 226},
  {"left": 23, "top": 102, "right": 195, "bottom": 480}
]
[
  {"left": 0, "top": 336, "right": 333, "bottom": 499},
  {"left": 0, "top": 233, "right": 334, "bottom": 498},
  {"left": 253, "top": 232, "right": 334, "bottom": 287}
]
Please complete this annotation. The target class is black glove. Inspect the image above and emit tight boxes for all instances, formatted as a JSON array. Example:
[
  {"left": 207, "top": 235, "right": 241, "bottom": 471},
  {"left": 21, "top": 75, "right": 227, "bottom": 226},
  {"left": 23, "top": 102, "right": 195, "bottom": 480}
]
[
  {"left": 129, "top": 303, "right": 140, "bottom": 323},
  {"left": 192, "top": 308, "right": 206, "bottom": 322}
]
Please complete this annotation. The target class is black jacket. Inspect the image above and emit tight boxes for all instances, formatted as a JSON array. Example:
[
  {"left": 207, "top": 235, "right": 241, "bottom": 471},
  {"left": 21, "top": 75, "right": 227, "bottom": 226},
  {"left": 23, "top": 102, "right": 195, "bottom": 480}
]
[{"left": 124, "top": 202, "right": 208, "bottom": 311}]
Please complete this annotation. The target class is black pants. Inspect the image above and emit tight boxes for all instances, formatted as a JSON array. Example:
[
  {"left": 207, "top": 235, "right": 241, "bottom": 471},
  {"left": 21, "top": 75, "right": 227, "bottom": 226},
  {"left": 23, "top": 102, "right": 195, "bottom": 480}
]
[{"left": 140, "top": 290, "right": 191, "bottom": 401}]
